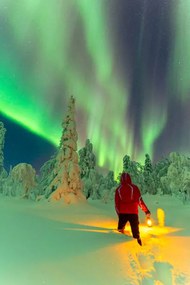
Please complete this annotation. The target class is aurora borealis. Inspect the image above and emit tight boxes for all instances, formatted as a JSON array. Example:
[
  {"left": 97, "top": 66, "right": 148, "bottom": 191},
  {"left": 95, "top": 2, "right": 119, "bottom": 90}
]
[{"left": 1, "top": 0, "right": 190, "bottom": 175}]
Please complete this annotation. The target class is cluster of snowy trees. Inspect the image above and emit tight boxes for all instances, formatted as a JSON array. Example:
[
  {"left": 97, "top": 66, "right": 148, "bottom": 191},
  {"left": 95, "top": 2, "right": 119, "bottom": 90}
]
[
  {"left": 0, "top": 97, "right": 117, "bottom": 204},
  {"left": 0, "top": 97, "right": 190, "bottom": 204},
  {"left": 78, "top": 139, "right": 117, "bottom": 202},
  {"left": 121, "top": 152, "right": 190, "bottom": 203}
]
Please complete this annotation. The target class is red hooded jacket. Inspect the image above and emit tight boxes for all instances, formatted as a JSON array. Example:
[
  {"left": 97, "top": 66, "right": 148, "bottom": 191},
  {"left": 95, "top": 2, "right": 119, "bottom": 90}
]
[{"left": 115, "top": 173, "right": 150, "bottom": 215}]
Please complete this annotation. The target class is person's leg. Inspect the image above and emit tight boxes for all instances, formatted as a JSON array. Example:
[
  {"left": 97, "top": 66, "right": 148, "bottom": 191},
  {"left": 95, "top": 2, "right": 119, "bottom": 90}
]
[
  {"left": 128, "top": 214, "right": 142, "bottom": 245},
  {"left": 118, "top": 214, "right": 128, "bottom": 232}
]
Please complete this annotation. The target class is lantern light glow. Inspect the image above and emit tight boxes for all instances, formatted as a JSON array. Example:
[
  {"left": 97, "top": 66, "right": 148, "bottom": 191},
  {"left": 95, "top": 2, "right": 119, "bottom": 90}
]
[{"left": 147, "top": 218, "right": 152, "bottom": 227}]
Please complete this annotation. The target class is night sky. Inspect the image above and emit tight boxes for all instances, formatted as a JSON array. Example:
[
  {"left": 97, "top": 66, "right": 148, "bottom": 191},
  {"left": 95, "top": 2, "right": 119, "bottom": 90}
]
[{"left": 0, "top": 0, "right": 190, "bottom": 174}]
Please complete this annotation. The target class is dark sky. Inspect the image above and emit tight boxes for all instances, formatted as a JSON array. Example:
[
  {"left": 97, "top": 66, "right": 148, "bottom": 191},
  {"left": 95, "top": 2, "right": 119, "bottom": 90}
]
[{"left": 0, "top": 114, "right": 56, "bottom": 172}]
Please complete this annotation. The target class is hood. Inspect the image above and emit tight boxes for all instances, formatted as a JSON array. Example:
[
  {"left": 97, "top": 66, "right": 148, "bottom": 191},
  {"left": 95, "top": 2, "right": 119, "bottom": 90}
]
[{"left": 120, "top": 172, "right": 132, "bottom": 185}]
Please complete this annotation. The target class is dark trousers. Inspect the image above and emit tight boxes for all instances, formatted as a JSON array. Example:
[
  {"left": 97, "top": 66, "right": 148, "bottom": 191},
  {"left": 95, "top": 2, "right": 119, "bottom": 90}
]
[{"left": 118, "top": 213, "right": 140, "bottom": 239}]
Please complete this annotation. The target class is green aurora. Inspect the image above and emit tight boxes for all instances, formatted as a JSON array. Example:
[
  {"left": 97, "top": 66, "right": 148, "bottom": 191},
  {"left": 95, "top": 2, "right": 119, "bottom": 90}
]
[{"left": 1, "top": 0, "right": 190, "bottom": 175}]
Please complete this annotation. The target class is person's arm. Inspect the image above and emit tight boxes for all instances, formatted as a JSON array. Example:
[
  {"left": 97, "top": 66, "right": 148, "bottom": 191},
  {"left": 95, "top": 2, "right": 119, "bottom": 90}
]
[
  {"left": 139, "top": 196, "right": 151, "bottom": 216},
  {"left": 135, "top": 186, "right": 151, "bottom": 215}
]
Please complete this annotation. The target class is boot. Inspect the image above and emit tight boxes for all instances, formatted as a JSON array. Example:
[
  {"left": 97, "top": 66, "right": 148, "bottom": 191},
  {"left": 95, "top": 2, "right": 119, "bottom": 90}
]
[
  {"left": 137, "top": 238, "right": 142, "bottom": 246},
  {"left": 118, "top": 229, "right": 125, "bottom": 234}
]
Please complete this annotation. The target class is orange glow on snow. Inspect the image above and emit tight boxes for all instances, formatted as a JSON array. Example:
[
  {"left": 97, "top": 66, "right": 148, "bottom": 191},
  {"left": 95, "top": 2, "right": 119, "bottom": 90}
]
[{"left": 140, "top": 225, "right": 181, "bottom": 237}]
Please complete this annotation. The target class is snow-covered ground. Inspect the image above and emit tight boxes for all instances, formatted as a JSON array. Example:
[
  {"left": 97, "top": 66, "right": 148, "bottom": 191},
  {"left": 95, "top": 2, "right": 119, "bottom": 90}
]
[{"left": 0, "top": 194, "right": 189, "bottom": 285}]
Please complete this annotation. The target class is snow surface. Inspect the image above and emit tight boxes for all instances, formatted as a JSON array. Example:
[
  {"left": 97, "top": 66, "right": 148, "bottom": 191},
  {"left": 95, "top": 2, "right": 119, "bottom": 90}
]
[{"left": 0, "top": 194, "right": 189, "bottom": 285}]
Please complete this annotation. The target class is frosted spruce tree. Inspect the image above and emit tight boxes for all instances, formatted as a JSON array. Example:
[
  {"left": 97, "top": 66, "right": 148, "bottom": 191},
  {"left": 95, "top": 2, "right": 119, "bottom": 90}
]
[
  {"left": 0, "top": 122, "right": 8, "bottom": 192},
  {"left": 101, "top": 171, "right": 117, "bottom": 203},
  {"left": 38, "top": 155, "right": 57, "bottom": 198},
  {"left": 47, "top": 96, "right": 85, "bottom": 204},
  {"left": 153, "top": 157, "right": 170, "bottom": 194},
  {"left": 0, "top": 121, "right": 6, "bottom": 174},
  {"left": 123, "top": 154, "right": 144, "bottom": 190},
  {"left": 143, "top": 153, "right": 156, "bottom": 194},
  {"left": 123, "top": 154, "right": 131, "bottom": 173},
  {"left": 160, "top": 152, "right": 181, "bottom": 195},
  {"left": 79, "top": 138, "right": 97, "bottom": 198},
  {"left": 79, "top": 139, "right": 96, "bottom": 178},
  {"left": 161, "top": 152, "right": 190, "bottom": 201}
]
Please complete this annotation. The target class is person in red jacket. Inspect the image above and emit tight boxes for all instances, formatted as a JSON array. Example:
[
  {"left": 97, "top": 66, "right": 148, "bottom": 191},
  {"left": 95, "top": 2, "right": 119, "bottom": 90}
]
[{"left": 115, "top": 172, "right": 151, "bottom": 246}]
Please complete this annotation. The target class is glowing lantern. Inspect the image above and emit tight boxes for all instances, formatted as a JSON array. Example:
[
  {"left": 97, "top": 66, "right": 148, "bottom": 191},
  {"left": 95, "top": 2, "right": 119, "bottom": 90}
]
[{"left": 147, "top": 217, "right": 152, "bottom": 227}]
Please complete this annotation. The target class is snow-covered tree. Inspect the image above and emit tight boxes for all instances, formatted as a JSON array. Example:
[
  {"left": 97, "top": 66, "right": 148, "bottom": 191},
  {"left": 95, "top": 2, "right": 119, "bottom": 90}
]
[
  {"left": 100, "top": 171, "right": 117, "bottom": 203},
  {"left": 82, "top": 169, "right": 99, "bottom": 199},
  {"left": 143, "top": 154, "right": 156, "bottom": 194},
  {"left": 78, "top": 139, "right": 99, "bottom": 199},
  {"left": 153, "top": 157, "right": 170, "bottom": 194},
  {"left": 160, "top": 152, "right": 190, "bottom": 197},
  {"left": 47, "top": 96, "right": 85, "bottom": 204},
  {"left": 123, "top": 154, "right": 131, "bottom": 173},
  {"left": 0, "top": 122, "right": 8, "bottom": 192},
  {"left": 3, "top": 163, "right": 36, "bottom": 198},
  {"left": 0, "top": 170, "right": 8, "bottom": 194},
  {"left": 181, "top": 169, "right": 190, "bottom": 203},
  {"left": 38, "top": 155, "right": 57, "bottom": 198},
  {"left": 144, "top": 153, "right": 153, "bottom": 175},
  {"left": 123, "top": 154, "right": 144, "bottom": 190},
  {"left": 79, "top": 139, "right": 96, "bottom": 178},
  {"left": 0, "top": 122, "right": 6, "bottom": 173}
]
